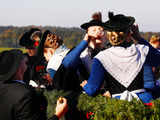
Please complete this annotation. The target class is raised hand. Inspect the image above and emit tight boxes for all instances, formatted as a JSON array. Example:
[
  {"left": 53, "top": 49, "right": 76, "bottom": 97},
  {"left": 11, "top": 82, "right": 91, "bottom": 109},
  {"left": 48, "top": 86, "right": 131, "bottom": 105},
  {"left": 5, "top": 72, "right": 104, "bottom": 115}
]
[
  {"left": 55, "top": 97, "right": 68, "bottom": 119},
  {"left": 131, "top": 24, "right": 141, "bottom": 40},
  {"left": 80, "top": 80, "right": 88, "bottom": 87}
]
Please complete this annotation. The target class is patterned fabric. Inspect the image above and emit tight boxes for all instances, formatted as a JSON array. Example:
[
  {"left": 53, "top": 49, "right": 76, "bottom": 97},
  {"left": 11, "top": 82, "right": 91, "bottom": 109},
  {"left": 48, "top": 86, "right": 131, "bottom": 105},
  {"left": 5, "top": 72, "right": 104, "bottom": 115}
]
[
  {"left": 47, "top": 45, "right": 69, "bottom": 71},
  {"left": 96, "top": 44, "right": 149, "bottom": 88}
]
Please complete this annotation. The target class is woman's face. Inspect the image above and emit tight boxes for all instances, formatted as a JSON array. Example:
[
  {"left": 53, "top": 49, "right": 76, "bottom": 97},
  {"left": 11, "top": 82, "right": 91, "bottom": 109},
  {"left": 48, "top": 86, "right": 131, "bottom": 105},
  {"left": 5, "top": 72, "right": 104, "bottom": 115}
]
[
  {"left": 87, "top": 26, "right": 106, "bottom": 49},
  {"left": 15, "top": 56, "right": 28, "bottom": 80},
  {"left": 88, "top": 26, "right": 104, "bottom": 39}
]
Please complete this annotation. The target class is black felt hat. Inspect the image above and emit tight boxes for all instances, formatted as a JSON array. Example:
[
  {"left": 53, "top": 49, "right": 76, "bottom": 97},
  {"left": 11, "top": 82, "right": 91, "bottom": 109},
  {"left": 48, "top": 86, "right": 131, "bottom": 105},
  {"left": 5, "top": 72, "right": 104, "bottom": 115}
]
[
  {"left": 104, "top": 12, "right": 135, "bottom": 32},
  {"left": 0, "top": 49, "right": 23, "bottom": 82},
  {"left": 81, "top": 12, "right": 106, "bottom": 30},
  {"left": 19, "top": 28, "right": 42, "bottom": 48},
  {"left": 36, "top": 30, "right": 52, "bottom": 58}
]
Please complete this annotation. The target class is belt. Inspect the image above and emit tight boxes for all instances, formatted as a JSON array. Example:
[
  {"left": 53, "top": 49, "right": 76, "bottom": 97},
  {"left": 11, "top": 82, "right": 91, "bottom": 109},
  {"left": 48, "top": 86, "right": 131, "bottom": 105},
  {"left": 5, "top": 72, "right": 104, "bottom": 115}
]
[{"left": 112, "top": 89, "right": 146, "bottom": 102}]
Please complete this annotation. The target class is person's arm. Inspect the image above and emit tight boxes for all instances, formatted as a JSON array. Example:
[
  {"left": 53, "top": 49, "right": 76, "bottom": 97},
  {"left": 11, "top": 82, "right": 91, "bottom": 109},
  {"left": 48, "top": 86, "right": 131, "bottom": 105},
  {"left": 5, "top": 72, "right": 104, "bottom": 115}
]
[
  {"left": 62, "top": 40, "right": 88, "bottom": 68},
  {"left": 131, "top": 24, "right": 151, "bottom": 46},
  {"left": 47, "top": 68, "right": 56, "bottom": 79},
  {"left": 15, "top": 91, "right": 67, "bottom": 120},
  {"left": 131, "top": 24, "right": 160, "bottom": 67},
  {"left": 82, "top": 58, "right": 106, "bottom": 96},
  {"left": 143, "top": 64, "right": 155, "bottom": 90},
  {"left": 143, "top": 64, "right": 160, "bottom": 93}
]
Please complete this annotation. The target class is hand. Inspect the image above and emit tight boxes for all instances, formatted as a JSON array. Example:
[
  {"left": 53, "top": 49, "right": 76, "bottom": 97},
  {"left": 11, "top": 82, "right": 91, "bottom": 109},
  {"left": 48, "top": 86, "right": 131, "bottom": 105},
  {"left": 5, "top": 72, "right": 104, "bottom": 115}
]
[
  {"left": 87, "top": 26, "right": 104, "bottom": 39},
  {"left": 55, "top": 97, "right": 68, "bottom": 119},
  {"left": 103, "top": 91, "right": 111, "bottom": 98},
  {"left": 131, "top": 24, "right": 141, "bottom": 40},
  {"left": 83, "top": 33, "right": 90, "bottom": 42},
  {"left": 44, "top": 48, "right": 54, "bottom": 61},
  {"left": 88, "top": 32, "right": 107, "bottom": 49},
  {"left": 80, "top": 80, "right": 87, "bottom": 87},
  {"left": 42, "top": 73, "right": 53, "bottom": 85}
]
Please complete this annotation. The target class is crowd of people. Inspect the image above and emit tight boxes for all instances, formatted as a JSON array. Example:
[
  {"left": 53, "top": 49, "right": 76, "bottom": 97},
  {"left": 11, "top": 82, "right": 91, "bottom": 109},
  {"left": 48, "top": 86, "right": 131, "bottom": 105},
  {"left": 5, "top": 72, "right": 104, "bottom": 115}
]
[{"left": 0, "top": 11, "right": 160, "bottom": 120}]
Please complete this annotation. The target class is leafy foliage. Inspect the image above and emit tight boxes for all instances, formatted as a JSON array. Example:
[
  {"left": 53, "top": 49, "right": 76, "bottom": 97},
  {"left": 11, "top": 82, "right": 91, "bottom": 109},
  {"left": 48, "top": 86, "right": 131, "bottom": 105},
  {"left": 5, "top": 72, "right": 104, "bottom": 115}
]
[{"left": 44, "top": 90, "right": 160, "bottom": 120}]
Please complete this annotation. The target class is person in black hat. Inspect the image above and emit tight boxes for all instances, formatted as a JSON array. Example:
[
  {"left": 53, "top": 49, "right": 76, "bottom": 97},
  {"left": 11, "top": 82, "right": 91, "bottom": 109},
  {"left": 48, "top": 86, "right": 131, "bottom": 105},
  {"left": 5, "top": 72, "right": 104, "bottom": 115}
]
[
  {"left": 48, "top": 12, "right": 107, "bottom": 87},
  {"left": 80, "top": 12, "right": 160, "bottom": 103},
  {"left": 19, "top": 28, "right": 42, "bottom": 55},
  {"left": 44, "top": 12, "right": 108, "bottom": 120},
  {"left": 19, "top": 28, "right": 42, "bottom": 84},
  {"left": 30, "top": 30, "right": 65, "bottom": 89},
  {"left": 0, "top": 49, "right": 68, "bottom": 120}
]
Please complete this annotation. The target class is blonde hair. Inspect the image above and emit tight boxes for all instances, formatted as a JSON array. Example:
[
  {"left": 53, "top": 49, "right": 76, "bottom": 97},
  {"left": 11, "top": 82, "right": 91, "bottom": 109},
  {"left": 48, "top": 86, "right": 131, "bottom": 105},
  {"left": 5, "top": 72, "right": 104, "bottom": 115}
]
[
  {"left": 150, "top": 35, "right": 160, "bottom": 43},
  {"left": 107, "top": 31, "right": 128, "bottom": 46}
]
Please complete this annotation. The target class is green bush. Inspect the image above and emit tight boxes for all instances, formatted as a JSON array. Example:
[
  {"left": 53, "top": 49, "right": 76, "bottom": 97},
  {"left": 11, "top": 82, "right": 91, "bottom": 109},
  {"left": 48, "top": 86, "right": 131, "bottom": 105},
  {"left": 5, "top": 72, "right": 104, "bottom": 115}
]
[{"left": 44, "top": 90, "right": 160, "bottom": 120}]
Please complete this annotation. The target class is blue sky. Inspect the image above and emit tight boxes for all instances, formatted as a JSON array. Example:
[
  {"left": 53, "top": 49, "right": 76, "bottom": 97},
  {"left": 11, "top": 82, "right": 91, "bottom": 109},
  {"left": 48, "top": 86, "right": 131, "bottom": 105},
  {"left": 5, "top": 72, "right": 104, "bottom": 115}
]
[{"left": 0, "top": 0, "right": 159, "bottom": 32}]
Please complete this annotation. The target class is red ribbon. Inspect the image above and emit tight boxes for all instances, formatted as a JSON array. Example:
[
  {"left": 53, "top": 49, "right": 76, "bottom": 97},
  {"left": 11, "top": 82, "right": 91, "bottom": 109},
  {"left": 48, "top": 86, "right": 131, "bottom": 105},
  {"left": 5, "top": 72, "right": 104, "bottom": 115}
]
[{"left": 34, "top": 41, "right": 39, "bottom": 47}]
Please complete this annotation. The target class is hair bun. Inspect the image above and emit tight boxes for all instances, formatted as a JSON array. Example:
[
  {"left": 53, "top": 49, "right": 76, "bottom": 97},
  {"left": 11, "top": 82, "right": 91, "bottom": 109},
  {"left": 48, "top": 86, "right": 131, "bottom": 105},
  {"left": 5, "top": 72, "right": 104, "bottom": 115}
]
[
  {"left": 92, "top": 12, "right": 102, "bottom": 21},
  {"left": 108, "top": 12, "right": 114, "bottom": 20}
]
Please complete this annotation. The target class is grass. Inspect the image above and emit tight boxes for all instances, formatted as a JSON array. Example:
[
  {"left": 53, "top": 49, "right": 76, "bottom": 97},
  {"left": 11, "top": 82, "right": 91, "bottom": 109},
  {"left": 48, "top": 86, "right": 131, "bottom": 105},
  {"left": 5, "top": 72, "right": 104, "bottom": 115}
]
[{"left": 0, "top": 47, "right": 26, "bottom": 53}]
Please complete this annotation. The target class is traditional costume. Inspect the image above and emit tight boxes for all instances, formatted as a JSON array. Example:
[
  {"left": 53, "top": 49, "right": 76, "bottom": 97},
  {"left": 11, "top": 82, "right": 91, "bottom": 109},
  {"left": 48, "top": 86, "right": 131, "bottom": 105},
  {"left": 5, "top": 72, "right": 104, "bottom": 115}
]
[
  {"left": 19, "top": 28, "right": 42, "bottom": 85},
  {"left": 82, "top": 12, "right": 160, "bottom": 103}
]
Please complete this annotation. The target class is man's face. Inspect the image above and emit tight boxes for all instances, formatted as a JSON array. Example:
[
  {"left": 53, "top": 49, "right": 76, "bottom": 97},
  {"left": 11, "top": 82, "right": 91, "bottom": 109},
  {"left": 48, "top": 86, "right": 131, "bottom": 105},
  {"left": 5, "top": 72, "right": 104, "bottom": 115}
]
[
  {"left": 26, "top": 48, "right": 37, "bottom": 56},
  {"left": 16, "top": 56, "right": 28, "bottom": 80}
]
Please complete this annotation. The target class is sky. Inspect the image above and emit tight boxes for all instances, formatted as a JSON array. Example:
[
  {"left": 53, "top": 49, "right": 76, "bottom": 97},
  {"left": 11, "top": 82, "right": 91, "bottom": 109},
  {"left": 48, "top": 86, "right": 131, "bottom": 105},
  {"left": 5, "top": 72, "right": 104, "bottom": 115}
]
[{"left": 0, "top": 0, "right": 159, "bottom": 32}]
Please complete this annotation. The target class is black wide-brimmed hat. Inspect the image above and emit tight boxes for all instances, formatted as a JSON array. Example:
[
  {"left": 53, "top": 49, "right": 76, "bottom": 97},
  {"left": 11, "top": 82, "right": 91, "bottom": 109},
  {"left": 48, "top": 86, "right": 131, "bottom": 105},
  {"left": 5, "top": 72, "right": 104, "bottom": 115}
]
[
  {"left": 81, "top": 12, "right": 106, "bottom": 30},
  {"left": 19, "top": 28, "right": 42, "bottom": 48},
  {"left": 104, "top": 12, "right": 135, "bottom": 32},
  {"left": 0, "top": 49, "right": 23, "bottom": 82}
]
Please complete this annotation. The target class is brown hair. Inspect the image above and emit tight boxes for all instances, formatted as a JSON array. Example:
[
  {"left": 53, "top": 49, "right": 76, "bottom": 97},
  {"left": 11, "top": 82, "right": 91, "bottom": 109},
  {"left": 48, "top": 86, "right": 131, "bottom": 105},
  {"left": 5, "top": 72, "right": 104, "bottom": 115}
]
[{"left": 44, "top": 33, "right": 63, "bottom": 49}]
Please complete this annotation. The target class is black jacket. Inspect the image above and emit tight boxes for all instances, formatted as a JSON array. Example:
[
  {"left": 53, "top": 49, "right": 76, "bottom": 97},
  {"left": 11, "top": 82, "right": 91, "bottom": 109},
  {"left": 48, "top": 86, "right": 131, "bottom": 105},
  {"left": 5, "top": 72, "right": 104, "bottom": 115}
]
[{"left": 0, "top": 81, "right": 58, "bottom": 120}]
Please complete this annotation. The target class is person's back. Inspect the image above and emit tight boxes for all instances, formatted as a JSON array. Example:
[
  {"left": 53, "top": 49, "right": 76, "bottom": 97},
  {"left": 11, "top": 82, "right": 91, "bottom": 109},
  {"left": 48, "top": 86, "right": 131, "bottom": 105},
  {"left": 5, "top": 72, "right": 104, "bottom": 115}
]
[
  {"left": 0, "top": 81, "right": 47, "bottom": 120},
  {"left": 0, "top": 49, "right": 68, "bottom": 120}
]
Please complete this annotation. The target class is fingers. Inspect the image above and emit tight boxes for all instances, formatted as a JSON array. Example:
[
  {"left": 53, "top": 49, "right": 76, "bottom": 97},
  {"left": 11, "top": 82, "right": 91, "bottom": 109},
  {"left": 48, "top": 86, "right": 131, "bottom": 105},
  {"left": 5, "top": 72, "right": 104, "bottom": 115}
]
[
  {"left": 96, "top": 39, "right": 103, "bottom": 44},
  {"left": 103, "top": 91, "right": 111, "bottom": 98},
  {"left": 57, "top": 97, "right": 67, "bottom": 105},
  {"left": 55, "top": 97, "right": 68, "bottom": 119},
  {"left": 83, "top": 33, "right": 89, "bottom": 42},
  {"left": 88, "top": 40, "right": 96, "bottom": 49},
  {"left": 80, "top": 80, "right": 88, "bottom": 87}
]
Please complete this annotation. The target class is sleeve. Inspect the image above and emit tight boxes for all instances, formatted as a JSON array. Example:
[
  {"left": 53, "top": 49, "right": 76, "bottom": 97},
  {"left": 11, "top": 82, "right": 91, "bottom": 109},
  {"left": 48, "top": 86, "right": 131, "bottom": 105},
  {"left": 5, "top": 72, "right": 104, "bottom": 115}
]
[
  {"left": 138, "top": 38, "right": 151, "bottom": 46},
  {"left": 83, "top": 58, "right": 106, "bottom": 96},
  {"left": 145, "top": 44, "right": 160, "bottom": 67},
  {"left": 143, "top": 64, "right": 155, "bottom": 90},
  {"left": 47, "top": 68, "right": 56, "bottom": 79},
  {"left": 15, "top": 92, "right": 44, "bottom": 120},
  {"left": 62, "top": 40, "right": 88, "bottom": 68},
  {"left": 138, "top": 38, "right": 160, "bottom": 67},
  {"left": 48, "top": 115, "right": 59, "bottom": 120},
  {"left": 15, "top": 91, "right": 58, "bottom": 120}
]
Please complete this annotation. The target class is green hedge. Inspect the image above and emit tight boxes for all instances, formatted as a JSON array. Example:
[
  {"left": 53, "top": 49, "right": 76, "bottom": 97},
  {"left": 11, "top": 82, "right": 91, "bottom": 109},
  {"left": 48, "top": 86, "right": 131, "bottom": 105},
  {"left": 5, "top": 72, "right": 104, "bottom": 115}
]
[{"left": 44, "top": 90, "right": 160, "bottom": 120}]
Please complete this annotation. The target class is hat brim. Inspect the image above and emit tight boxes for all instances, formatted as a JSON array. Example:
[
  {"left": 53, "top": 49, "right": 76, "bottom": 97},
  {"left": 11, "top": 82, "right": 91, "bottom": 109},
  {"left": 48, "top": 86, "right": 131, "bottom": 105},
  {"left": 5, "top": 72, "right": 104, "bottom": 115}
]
[
  {"left": 104, "top": 17, "right": 135, "bottom": 32},
  {"left": 81, "top": 20, "right": 106, "bottom": 30},
  {"left": 0, "top": 50, "right": 23, "bottom": 81}
]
